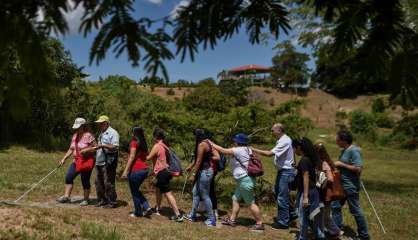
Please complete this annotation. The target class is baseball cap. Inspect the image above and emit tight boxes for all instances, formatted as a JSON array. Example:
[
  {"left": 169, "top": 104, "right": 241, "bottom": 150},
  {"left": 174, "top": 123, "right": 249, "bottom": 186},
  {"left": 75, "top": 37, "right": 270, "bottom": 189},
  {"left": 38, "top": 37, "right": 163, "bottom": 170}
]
[
  {"left": 72, "top": 117, "right": 86, "bottom": 129},
  {"left": 95, "top": 115, "right": 110, "bottom": 123}
]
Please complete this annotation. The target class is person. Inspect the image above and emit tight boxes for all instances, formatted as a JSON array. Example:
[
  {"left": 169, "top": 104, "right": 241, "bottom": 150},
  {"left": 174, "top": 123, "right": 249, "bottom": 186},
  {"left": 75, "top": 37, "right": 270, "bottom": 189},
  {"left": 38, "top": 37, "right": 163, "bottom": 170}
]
[
  {"left": 95, "top": 115, "right": 120, "bottom": 208},
  {"left": 210, "top": 133, "right": 264, "bottom": 232},
  {"left": 57, "top": 117, "right": 96, "bottom": 206},
  {"left": 331, "top": 130, "right": 369, "bottom": 240},
  {"left": 314, "top": 142, "right": 344, "bottom": 239},
  {"left": 251, "top": 123, "right": 297, "bottom": 229},
  {"left": 121, "top": 127, "right": 152, "bottom": 217},
  {"left": 146, "top": 128, "right": 183, "bottom": 222},
  {"left": 184, "top": 128, "right": 220, "bottom": 227},
  {"left": 293, "top": 138, "right": 325, "bottom": 240}
]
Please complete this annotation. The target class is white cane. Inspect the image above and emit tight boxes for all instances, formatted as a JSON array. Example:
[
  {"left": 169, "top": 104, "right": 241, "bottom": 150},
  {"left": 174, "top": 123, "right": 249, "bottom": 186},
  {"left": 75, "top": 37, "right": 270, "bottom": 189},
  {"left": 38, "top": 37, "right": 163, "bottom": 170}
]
[
  {"left": 361, "top": 181, "right": 387, "bottom": 234},
  {"left": 181, "top": 171, "right": 190, "bottom": 199},
  {"left": 14, "top": 166, "right": 61, "bottom": 203}
]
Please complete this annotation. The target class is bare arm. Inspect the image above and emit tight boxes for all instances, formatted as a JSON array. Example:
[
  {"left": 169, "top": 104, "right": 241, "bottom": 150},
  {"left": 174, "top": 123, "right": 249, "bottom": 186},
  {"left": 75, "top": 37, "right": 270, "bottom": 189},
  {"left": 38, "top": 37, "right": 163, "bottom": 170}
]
[
  {"left": 146, "top": 145, "right": 159, "bottom": 162},
  {"left": 123, "top": 147, "right": 137, "bottom": 175},
  {"left": 99, "top": 144, "right": 118, "bottom": 151},
  {"left": 59, "top": 148, "right": 73, "bottom": 165},
  {"left": 191, "top": 143, "right": 207, "bottom": 174},
  {"left": 335, "top": 161, "right": 362, "bottom": 174},
  {"left": 251, "top": 147, "right": 274, "bottom": 157},
  {"left": 210, "top": 142, "right": 234, "bottom": 155},
  {"left": 212, "top": 149, "right": 220, "bottom": 162},
  {"left": 80, "top": 140, "right": 98, "bottom": 155}
]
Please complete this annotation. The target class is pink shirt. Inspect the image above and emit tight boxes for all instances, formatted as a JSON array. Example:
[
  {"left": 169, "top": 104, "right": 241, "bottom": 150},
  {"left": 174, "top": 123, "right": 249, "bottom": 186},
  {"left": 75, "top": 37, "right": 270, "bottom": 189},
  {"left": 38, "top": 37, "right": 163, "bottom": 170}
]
[
  {"left": 70, "top": 132, "right": 95, "bottom": 156},
  {"left": 153, "top": 141, "right": 169, "bottom": 175}
]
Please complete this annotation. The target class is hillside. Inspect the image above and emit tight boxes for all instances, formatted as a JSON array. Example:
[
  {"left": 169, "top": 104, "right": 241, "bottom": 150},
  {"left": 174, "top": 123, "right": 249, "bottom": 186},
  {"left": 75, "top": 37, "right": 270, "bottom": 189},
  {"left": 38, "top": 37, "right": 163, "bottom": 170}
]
[{"left": 139, "top": 86, "right": 404, "bottom": 129}]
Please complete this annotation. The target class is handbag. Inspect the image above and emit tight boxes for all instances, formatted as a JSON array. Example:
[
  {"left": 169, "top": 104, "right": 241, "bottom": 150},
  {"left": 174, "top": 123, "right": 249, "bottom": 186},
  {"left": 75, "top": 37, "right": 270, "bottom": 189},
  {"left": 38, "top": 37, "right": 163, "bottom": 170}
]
[
  {"left": 74, "top": 136, "right": 95, "bottom": 173},
  {"left": 235, "top": 148, "right": 264, "bottom": 177},
  {"left": 325, "top": 171, "right": 346, "bottom": 201}
]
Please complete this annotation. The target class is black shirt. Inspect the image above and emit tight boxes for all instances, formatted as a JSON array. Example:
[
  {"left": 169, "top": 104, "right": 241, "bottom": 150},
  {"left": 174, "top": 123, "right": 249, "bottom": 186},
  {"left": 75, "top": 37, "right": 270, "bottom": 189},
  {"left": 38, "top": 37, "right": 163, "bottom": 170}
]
[{"left": 296, "top": 156, "right": 316, "bottom": 190}]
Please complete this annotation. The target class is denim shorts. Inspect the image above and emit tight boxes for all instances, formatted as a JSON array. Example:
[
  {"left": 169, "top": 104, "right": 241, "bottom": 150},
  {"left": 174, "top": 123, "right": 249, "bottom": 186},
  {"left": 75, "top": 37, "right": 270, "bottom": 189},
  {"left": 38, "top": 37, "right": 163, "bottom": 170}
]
[{"left": 232, "top": 176, "right": 256, "bottom": 204}]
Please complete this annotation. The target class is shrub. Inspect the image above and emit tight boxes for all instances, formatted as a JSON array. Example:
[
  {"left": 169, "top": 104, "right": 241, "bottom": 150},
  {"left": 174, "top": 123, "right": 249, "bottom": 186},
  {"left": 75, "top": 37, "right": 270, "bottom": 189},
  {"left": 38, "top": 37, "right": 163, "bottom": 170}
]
[
  {"left": 278, "top": 114, "right": 313, "bottom": 139},
  {"left": 274, "top": 99, "right": 305, "bottom": 115},
  {"left": 374, "top": 113, "right": 395, "bottom": 128},
  {"left": 391, "top": 113, "right": 418, "bottom": 149},
  {"left": 166, "top": 88, "right": 175, "bottom": 95},
  {"left": 349, "top": 110, "right": 377, "bottom": 141},
  {"left": 371, "top": 97, "right": 386, "bottom": 113}
]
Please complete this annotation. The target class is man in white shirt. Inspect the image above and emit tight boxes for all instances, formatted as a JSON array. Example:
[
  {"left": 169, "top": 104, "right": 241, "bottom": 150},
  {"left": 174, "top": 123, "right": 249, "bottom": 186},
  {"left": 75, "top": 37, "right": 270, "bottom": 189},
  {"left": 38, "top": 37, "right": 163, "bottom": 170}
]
[
  {"left": 251, "top": 123, "right": 297, "bottom": 230},
  {"left": 94, "top": 115, "right": 120, "bottom": 208}
]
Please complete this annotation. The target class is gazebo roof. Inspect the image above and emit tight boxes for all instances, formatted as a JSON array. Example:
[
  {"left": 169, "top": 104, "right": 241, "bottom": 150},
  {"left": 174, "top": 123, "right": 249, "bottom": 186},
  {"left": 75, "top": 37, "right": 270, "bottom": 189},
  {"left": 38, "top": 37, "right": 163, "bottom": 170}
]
[{"left": 229, "top": 64, "right": 271, "bottom": 73}]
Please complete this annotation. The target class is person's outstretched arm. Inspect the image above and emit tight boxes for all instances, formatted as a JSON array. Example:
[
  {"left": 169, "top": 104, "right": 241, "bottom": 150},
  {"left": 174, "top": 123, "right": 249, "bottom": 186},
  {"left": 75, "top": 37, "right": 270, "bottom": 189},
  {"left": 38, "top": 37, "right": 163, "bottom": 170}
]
[
  {"left": 209, "top": 141, "right": 234, "bottom": 155},
  {"left": 251, "top": 147, "right": 274, "bottom": 157}
]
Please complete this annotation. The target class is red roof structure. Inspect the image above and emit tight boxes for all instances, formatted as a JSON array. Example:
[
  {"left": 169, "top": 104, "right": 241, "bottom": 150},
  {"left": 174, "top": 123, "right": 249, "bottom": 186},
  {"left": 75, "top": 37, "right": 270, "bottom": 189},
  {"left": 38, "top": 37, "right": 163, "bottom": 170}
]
[{"left": 229, "top": 64, "right": 271, "bottom": 73}]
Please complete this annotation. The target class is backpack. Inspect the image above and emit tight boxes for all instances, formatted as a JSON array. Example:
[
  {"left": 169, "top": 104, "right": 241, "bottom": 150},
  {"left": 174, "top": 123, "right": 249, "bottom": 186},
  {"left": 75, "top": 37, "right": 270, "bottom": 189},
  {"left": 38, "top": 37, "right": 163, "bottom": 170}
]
[
  {"left": 161, "top": 145, "right": 183, "bottom": 177},
  {"left": 235, "top": 148, "right": 264, "bottom": 177},
  {"left": 216, "top": 153, "right": 227, "bottom": 172}
]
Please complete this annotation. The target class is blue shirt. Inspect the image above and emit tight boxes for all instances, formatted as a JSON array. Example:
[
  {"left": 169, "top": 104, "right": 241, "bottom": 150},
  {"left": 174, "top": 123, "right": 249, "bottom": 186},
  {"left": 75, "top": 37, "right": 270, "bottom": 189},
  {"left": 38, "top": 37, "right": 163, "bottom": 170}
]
[
  {"left": 339, "top": 145, "right": 363, "bottom": 192},
  {"left": 96, "top": 126, "right": 119, "bottom": 166}
]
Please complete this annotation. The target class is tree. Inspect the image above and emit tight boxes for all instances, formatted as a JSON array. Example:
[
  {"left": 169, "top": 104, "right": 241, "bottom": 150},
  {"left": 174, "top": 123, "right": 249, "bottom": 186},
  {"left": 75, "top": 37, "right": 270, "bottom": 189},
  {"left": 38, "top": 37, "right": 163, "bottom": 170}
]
[{"left": 271, "top": 40, "right": 310, "bottom": 89}]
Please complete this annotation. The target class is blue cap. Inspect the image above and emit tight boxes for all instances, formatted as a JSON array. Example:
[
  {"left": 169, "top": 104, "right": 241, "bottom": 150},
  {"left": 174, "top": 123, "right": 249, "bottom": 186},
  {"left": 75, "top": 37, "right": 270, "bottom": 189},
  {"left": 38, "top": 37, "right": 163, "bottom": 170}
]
[{"left": 232, "top": 133, "right": 249, "bottom": 145}]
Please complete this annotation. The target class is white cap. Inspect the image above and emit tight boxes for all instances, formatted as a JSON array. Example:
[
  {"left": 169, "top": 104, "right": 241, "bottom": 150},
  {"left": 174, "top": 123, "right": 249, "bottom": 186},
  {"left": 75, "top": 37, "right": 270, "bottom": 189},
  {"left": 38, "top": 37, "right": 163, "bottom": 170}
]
[{"left": 72, "top": 117, "right": 86, "bottom": 129}]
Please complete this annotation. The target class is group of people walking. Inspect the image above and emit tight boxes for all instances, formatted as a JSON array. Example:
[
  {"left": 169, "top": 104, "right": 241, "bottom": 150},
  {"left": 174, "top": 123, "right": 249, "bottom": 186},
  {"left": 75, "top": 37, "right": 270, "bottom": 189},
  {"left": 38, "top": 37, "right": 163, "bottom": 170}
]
[{"left": 57, "top": 116, "right": 370, "bottom": 240}]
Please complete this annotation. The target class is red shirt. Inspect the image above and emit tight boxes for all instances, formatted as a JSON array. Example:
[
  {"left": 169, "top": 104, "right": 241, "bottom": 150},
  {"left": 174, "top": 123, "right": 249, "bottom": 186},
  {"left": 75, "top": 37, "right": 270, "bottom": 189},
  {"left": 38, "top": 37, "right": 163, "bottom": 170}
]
[{"left": 130, "top": 140, "right": 149, "bottom": 172}]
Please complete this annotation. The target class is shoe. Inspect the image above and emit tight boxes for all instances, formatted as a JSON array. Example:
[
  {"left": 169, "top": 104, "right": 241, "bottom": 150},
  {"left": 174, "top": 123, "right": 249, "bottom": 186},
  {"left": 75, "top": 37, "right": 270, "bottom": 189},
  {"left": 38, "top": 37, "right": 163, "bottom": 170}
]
[
  {"left": 153, "top": 207, "right": 161, "bottom": 216},
  {"left": 103, "top": 203, "right": 118, "bottom": 209},
  {"left": 249, "top": 224, "right": 265, "bottom": 232},
  {"left": 170, "top": 214, "right": 184, "bottom": 222},
  {"left": 143, "top": 208, "right": 153, "bottom": 217},
  {"left": 129, "top": 213, "right": 141, "bottom": 218},
  {"left": 79, "top": 200, "right": 89, "bottom": 206},
  {"left": 221, "top": 217, "right": 236, "bottom": 227},
  {"left": 271, "top": 222, "right": 289, "bottom": 230},
  {"left": 184, "top": 213, "right": 197, "bottom": 222},
  {"left": 95, "top": 201, "right": 107, "bottom": 207},
  {"left": 204, "top": 218, "right": 216, "bottom": 227},
  {"left": 56, "top": 196, "right": 70, "bottom": 203}
]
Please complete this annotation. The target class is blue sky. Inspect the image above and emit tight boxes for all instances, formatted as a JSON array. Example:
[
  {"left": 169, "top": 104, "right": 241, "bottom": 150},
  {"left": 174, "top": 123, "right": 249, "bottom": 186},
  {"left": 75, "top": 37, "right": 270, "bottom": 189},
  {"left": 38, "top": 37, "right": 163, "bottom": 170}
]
[{"left": 59, "top": 0, "right": 314, "bottom": 82}]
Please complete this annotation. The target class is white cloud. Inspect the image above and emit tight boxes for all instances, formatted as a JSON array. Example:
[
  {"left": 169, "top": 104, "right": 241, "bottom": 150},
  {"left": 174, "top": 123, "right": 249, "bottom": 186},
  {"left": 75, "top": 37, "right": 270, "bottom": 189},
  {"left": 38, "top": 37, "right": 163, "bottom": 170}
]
[
  {"left": 170, "top": 0, "right": 191, "bottom": 19},
  {"left": 146, "top": 0, "right": 163, "bottom": 5}
]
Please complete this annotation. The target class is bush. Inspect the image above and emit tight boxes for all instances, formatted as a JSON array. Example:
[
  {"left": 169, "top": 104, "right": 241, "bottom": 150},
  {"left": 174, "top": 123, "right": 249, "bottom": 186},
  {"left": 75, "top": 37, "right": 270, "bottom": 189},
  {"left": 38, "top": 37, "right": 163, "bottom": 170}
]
[
  {"left": 374, "top": 113, "right": 395, "bottom": 128},
  {"left": 166, "top": 88, "right": 175, "bottom": 95},
  {"left": 274, "top": 99, "right": 305, "bottom": 115},
  {"left": 372, "top": 97, "right": 386, "bottom": 113},
  {"left": 349, "top": 110, "right": 377, "bottom": 141},
  {"left": 391, "top": 113, "right": 418, "bottom": 149},
  {"left": 278, "top": 114, "right": 313, "bottom": 139}
]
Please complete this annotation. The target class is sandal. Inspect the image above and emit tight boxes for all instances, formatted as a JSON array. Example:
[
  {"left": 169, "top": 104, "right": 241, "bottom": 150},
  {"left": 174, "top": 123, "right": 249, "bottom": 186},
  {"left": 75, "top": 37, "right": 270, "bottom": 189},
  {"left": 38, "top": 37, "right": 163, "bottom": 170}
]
[{"left": 221, "top": 216, "right": 236, "bottom": 227}]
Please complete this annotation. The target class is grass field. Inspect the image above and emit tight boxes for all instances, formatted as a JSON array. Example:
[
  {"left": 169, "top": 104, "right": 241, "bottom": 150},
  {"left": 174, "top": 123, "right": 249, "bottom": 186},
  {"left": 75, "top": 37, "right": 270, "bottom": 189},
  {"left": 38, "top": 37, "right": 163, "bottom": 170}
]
[{"left": 0, "top": 129, "right": 417, "bottom": 239}]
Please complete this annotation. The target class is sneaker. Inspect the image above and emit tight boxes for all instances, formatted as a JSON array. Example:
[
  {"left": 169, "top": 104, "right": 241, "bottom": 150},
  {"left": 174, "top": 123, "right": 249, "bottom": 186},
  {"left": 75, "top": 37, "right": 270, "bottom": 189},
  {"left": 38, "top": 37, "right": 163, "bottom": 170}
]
[
  {"left": 129, "top": 213, "right": 141, "bottom": 218},
  {"left": 249, "top": 224, "right": 265, "bottom": 232},
  {"left": 204, "top": 218, "right": 216, "bottom": 227},
  {"left": 271, "top": 222, "right": 289, "bottom": 230},
  {"left": 56, "top": 196, "right": 70, "bottom": 203},
  {"left": 170, "top": 214, "right": 184, "bottom": 222},
  {"left": 143, "top": 208, "right": 153, "bottom": 217},
  {"left": 153, "top": 207, "right": 161, "bottom": 216},
  {"left": 184, "top": 213, "right": 197, "bottom": 222},
  {"left": 221, "top": 217, "right": 236, "bottom": 227},
  {"left": 79, "top": 200, "right": 89, "bottom": 206}
]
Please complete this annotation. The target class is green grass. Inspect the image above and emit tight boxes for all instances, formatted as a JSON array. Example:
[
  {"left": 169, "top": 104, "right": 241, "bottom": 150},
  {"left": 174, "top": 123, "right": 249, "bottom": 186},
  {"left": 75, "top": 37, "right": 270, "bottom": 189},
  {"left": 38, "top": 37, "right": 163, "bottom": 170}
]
[{"left": 0, "top": 137, "right": 417, "bottom": 239}]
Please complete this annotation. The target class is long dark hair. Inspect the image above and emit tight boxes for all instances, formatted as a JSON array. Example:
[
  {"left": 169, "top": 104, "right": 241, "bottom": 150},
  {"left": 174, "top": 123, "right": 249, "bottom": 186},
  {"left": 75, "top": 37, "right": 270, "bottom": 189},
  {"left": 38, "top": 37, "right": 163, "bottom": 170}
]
[
  {"left": 132, "top": 126, "right": 148, "bottom": 153},
  {"left": 292, "top": 137, "right": 321, "bottom": 168},
  {"left": 153, "top": 128, "right": 169, "bottom": 146},
  {"left": 314, "top": 142, "right": 335, "bottom": 170},
  {"left": 193, "top": 128, "right": 212, "bottom": 159}
]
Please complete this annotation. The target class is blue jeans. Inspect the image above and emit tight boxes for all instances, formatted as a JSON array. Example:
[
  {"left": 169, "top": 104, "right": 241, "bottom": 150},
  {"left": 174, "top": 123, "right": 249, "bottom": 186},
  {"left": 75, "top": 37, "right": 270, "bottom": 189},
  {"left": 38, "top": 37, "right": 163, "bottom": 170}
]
[
  {"left": 128, "top": 169, "right": 150, "bottom": 216},
  {"left": 297, "top": 189, "right": 325, "bottom": 240},
  {"left": 331, "top": 190, "right": 369, "bottom": 239},
  {"left": 275, "top": 168, "right": 297, "bottom": 226},
  {"left": 190, "top": 168, "right": 214, "bottom": 220}
]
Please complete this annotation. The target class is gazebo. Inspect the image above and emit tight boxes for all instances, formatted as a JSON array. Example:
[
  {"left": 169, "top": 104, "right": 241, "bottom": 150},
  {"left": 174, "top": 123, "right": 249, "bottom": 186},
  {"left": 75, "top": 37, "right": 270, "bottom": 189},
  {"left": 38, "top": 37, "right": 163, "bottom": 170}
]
[{"left": 217, "top": 64, "right": 272, "bottom": 85}]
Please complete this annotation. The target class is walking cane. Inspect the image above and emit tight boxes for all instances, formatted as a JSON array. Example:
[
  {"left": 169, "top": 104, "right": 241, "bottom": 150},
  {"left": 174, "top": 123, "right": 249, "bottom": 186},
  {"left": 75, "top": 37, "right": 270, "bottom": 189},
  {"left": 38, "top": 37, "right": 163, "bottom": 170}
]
[
  {"left": 181, "top": 171, "right": 190, "bottom": 199},
  {"left": 14, "top": 165, "right": 61, "bottom": 203},
  {"left": 361, "top": 181, "right": 387, "bottom": 234}
]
